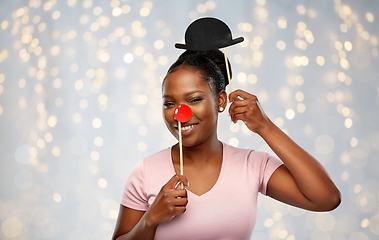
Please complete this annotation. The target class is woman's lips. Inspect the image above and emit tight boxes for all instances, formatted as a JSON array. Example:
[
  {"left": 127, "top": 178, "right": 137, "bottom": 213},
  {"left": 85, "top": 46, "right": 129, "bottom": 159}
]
[{"left": 175, "top": 123, "right": 198, "bottom": 135}]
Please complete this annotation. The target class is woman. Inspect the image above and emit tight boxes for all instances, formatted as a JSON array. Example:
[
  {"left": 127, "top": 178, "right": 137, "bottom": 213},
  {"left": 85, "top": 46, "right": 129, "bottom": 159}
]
[{"left": 112, "top": 50, "right": 341, "bottom": 239}]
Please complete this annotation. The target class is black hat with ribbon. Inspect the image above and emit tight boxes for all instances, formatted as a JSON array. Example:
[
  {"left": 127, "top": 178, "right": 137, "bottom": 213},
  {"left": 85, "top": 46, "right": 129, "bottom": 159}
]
[{"left": 175, "top": 17, "right": 244, "bottom": 51}]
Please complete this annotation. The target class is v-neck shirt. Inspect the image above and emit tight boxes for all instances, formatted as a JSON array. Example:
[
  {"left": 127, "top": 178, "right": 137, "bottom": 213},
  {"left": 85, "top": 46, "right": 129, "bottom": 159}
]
[{"left": 121, "top": 142, "right": 282, "bottom": 240}]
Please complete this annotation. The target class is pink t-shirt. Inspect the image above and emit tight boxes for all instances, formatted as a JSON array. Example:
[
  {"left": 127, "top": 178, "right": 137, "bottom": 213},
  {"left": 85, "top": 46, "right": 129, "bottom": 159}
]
[{"left": 121, "top": 142, "right": 282, "bottom": 240}]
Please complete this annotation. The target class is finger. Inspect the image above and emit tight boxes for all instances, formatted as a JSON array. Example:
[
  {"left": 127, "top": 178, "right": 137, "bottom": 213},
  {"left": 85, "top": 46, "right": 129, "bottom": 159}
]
[
  {"left": 161, "top": 190, "right": 187, "bottom": 210},
  {"left": 229, "top": 89, "right": 256, "bottom": 102},
  {"left": 230, "top": 107, "right": 246, "bottom": 123},
  {"left": 170, "top": 189, "right": 188, "bottom": 199},
  {"left": 175, "top": 178, "right": 189, "bottom": 190},
  {"left": 231, "top": 111, "right": 247, "bottom": 123},
  {"left": 231, "top": 106, "right": 249, "bottom": 117},
  {"left": 165, "top": 175, "right": 189, "bottom": 189},
  {"left": 231, "top": 97, "right": 261, "bottom": 112},
  {"left": 228, "top": 97, "right": 249, "bottom": 114},
  {"left": 228, "top": 99, "right": 249, "bottom": 116},
  {"left": 230, "top": 102, "right": 256, "bottom": 121},
  {"left": 231, "top": 111, "right": 247, "bottom": 124},
  {"left": 229, "top": 89, "right": 245, "bottom": 101},
  {"left": 173, "top": 206, "right": 187, "bottom": 215},
  {"left": 230, "top": 102, "right": 257, "bottom": 121},
  {"left": 172, "top": 196, "right": 188, "bottom": 207},
  {"left": 174, "top": 181, "right": 189, "bottom": 190}
]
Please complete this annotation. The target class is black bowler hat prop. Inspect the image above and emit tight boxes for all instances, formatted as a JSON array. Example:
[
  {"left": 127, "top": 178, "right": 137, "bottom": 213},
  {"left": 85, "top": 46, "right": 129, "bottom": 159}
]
[
  {"left": 175, "top": 17, "right": 243, "bottom": 92},
  {"left": 175, "top": 17, "right": 244, "bottom": 51}
]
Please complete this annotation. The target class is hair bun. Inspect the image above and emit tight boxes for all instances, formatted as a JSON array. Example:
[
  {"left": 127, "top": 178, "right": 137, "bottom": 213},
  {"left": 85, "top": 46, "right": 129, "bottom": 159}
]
[
  {"left": 165, "top": 50, "right": 232, "bottom": 96},
  {"left": 180, "top": 50, "right": 231, "bottom": 87}
]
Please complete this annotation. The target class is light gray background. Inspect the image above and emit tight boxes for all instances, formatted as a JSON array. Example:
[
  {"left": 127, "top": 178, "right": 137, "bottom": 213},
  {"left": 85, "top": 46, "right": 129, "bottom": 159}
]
[{"left": 0, "top": 0, "right": 378, "bottom": 239}]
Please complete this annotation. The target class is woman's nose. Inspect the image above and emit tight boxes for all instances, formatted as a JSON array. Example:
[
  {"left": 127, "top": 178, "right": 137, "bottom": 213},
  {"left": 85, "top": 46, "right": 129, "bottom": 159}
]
[{"left": 174, "top": 104, "right": 192, "bottom": 122}]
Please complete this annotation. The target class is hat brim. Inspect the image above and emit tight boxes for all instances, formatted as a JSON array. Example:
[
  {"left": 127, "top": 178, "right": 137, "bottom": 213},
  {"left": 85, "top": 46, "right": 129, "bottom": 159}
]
[{"left": 175, "top": 36, "right": 244, "bottom": 51}]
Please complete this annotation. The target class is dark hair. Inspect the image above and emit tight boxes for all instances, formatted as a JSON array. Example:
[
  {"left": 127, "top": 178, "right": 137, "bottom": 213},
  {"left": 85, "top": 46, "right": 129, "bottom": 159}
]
[{"left": 164, "top": 50, "right": 232, "bottom": 96}]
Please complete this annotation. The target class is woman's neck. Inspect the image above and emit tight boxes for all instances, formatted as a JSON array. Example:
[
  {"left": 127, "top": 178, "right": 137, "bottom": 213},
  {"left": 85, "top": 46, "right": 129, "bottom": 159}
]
[{"left": 173, "top": 135, "right": 223, "bottom": 166}]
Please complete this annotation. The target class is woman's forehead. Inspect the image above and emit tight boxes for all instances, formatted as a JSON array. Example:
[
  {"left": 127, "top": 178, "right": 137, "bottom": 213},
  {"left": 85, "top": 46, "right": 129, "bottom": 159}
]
[{"left": 162, "top": 67, "right": 211, "bottom": 95}]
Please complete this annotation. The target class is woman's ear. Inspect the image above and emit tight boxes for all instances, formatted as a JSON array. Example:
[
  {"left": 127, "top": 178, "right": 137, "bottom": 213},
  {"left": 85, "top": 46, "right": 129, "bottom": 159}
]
[{"left": 218, "top": 90, "right": 227, "bottom": 112}]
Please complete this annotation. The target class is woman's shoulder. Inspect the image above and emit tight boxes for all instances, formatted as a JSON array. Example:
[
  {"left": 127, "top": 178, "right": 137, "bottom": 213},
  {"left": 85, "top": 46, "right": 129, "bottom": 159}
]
[
  {"left": 143, "top": 146, "right": 171, "bottom": 162},
  {"left": 136, "top": 146, "right": 173, "bottom": 174},
  {"left": 223, "top": 142, "right": 257, "bottom": 155},
  {"left": 222, "top": 142, "right": 273, "bottom": 161},
  {"left": 222, "top": 142, "right": 282, "bottom": 176}
]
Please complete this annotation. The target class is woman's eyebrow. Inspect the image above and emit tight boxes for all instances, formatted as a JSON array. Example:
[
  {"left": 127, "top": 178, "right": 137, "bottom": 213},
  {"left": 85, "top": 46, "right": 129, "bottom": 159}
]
[
  {"left": 162, "top": 90, "right": 204, "bottom": 99},
  {"left": 184, "top": 90, "right": 204, "bottom": 96}
]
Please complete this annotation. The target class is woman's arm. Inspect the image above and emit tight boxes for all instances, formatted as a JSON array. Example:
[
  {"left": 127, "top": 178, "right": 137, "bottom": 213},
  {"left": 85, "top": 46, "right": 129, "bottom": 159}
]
[
  {"left": 112, "top": 206, "right": 156, "bottom": 240},
  {"left": 229, "top": 89, "right": 341, "bottom": 211},
  {"left": 112, "top": 175, "right": 189, "bottom": 240},
  {"left": 260, "top": 119, "right": 341, "bottom": 211}
]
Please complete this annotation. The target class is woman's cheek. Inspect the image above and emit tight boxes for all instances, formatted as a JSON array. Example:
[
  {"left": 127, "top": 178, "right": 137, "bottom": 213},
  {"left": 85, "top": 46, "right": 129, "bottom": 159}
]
[{"left": 163, "top": 109, "right": 173, "bottom": 123}]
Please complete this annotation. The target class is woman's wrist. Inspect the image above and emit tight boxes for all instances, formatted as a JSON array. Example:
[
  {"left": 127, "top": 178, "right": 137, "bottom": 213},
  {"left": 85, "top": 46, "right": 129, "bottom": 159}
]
[
  {"left": 256, "top": 118, "right": 275, "bottom": 138},
  {"left": 143, "top": 213, "right": 158, "bottom": 229}
]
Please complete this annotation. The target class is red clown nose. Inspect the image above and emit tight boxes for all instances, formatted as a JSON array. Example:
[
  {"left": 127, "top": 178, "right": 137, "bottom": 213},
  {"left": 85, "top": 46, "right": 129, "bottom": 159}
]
[{"left": 174, "top": 104, "right": 192, "bottom": 123}]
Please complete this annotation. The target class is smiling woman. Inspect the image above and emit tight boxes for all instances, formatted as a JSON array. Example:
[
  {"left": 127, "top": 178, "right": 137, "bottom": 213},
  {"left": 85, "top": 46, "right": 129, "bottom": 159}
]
[{"left": 112, "top": 50, "right": 341, "bottom": 240}]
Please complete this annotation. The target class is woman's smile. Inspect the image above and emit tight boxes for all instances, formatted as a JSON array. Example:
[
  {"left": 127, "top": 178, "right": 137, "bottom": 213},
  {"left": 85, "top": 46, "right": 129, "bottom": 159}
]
[{"left": 175, "top": 123, "right": 199, "bottom": 135}]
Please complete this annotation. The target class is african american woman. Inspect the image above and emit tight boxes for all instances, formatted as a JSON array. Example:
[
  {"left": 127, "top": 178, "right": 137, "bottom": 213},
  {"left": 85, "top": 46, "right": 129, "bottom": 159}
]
[{"left": 112, "top": 50, "right": 341, "bottom": 240}]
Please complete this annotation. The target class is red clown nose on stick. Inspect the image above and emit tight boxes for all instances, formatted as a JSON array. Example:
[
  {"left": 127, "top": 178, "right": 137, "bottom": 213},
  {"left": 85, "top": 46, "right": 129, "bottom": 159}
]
[
  {"left": 174, "top": 104, "right": 192, "bottom": 123},
  {"left": 174, "top": 104, "right": 192, "bottom": 188}
]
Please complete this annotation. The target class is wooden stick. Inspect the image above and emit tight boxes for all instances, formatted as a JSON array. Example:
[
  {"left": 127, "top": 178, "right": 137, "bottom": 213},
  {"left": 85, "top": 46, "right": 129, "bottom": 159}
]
[
  {"left": 178, "top": 121, "right": 184, "bottom": 188},
  {"left": 223, "top": 48, "right": 232, "bottom": 93}
]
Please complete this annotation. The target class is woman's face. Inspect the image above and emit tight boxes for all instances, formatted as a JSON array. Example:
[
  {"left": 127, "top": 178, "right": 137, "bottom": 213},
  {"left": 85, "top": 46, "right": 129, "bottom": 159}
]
[{"left": 162, "top": 66, "right": 221, "bottom": 147}]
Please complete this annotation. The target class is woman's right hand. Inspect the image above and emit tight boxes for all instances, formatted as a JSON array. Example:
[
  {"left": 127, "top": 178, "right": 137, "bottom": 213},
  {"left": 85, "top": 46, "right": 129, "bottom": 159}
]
[{"left": 144, "top": 175, "right": 189, "bottom": 227}]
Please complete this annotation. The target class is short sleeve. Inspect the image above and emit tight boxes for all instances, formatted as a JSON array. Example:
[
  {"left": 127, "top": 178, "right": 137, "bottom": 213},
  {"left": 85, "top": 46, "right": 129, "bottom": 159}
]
[
  {"left": 247, "top": 151, "right": 283, "bottom": 195},
  {"left": 120, "top": 160, "right": 149, "bottom": 211}
]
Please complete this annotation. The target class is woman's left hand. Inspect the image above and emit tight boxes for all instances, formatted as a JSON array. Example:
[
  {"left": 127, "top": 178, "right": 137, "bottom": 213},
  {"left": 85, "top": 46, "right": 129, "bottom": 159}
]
[
  {"left": 228, "top": 89, "right": 270, "bottom": 134},
  {"left": 229, "top": 90, "right": 341, "bottom": 212}
]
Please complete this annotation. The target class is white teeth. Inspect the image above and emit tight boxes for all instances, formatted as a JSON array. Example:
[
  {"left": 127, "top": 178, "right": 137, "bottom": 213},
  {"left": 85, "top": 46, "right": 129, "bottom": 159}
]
[{"left": 181, "top": 124, "right": 196, "bottom": 131}]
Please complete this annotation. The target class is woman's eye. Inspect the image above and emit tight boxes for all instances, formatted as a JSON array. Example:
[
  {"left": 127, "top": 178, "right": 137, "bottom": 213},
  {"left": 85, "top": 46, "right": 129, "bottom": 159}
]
[
  {"left": 163, "top": 102, "right": 174, "bottom": 108},
  {"left": 190, "top": 98, "right": 203, "bottom": 103}
]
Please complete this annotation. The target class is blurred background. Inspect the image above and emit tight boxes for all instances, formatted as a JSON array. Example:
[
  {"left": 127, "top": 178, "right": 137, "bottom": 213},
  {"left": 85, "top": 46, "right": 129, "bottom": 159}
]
[{"left": 0, "top": 0, "right": 378, "bottom": 239}]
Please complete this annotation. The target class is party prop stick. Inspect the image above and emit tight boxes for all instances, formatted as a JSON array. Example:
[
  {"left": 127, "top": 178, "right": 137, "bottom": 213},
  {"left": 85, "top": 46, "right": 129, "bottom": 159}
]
[
  {"left": 223, "top": 48, "right": 232, "bottom": 93},
  {"left": 178, "top": 121, "right": 184, "bottom": 176},
  {"left": 174, "top": 104, "right": 192, "bottom": 188}
]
